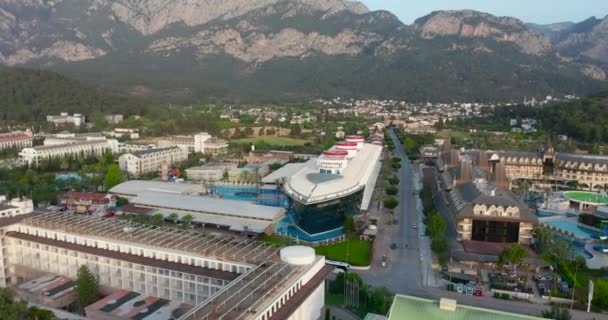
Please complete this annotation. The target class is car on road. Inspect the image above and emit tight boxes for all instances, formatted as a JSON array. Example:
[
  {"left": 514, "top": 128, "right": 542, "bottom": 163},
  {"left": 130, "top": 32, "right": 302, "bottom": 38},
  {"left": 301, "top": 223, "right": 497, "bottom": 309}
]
[
  {"left": 381, "top": 255, "right": 388, "bottom": 268},
  {"left": 412, "top": 223, "right": 417, "bottom": 229},
  {"left": 393, "top": 219, "right": 399, "bottom": 225}
]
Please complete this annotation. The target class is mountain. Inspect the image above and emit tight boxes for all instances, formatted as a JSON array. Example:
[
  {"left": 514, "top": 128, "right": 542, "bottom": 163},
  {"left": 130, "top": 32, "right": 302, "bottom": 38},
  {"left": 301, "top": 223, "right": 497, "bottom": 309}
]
[
  {"left": 526, "top": 22, "right": 575, "bottom": 39},
  {"left": 0, "top": 0, "right": 604, "bottom": 102},
  {"left": 0, "top": 67, "right": 148, "bottom": 123},
  {"left": 544, "top": 16, "right": 608, "bottom": 80}
]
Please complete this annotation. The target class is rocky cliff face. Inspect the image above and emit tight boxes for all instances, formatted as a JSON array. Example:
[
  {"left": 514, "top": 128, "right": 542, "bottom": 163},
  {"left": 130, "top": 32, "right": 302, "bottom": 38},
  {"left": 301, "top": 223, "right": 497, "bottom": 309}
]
[
  {"left": 0, "top": 2, "right": 602, "bottom": 101},
  {"left": 413, "top": 10, "right": 550, "bottom": 55}
]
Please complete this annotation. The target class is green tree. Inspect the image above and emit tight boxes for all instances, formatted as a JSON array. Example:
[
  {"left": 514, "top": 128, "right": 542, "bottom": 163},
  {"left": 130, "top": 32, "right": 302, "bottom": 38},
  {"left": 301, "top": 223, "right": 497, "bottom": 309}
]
[
  {"left": 499, "top": 243, "right": 528, "bottom": 272},
  {"left": 168, "top": 213, "right": 179, "bottom": 224},
  {"left": 182, "top": 213, "right": 193, "bottom": 229},
  {"left": 383, "top": 197, "right": 399, "bottom": 209},
  {"left": 541, "top": 304, "right": 572, "bottom": 320},
  {"left": 593, "top": 278, "right": 608, "bottom": 310},
  {"left": 76, "top": 265, "right": 99, "bottom": 311},
  {"left": 324, "top": 308, "right": 330, "bottom": 320},
  {"left": 343, "top": 216, "right": 356, "bottom": 236},
  {"left": 0, "top": 288, "right": 54, "bottom": 320},
  {"left": 427, "top": 212, "right": 446, "bottom": 239},
  {"left": 104, "top": 164, "right": 125, "bottom": 190},
  {"left": 152, "top": 213, "right": 164, "bottom": 227}
]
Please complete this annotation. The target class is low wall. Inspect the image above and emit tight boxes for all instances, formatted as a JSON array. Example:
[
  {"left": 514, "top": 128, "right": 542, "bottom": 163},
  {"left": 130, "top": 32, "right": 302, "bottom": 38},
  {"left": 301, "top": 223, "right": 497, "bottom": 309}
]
[
  {"left": 491, "top": 289, "right": 531, "bottom": 300},
  {"left": 541, "top": 295, "right": 574, "bottom": 304}
]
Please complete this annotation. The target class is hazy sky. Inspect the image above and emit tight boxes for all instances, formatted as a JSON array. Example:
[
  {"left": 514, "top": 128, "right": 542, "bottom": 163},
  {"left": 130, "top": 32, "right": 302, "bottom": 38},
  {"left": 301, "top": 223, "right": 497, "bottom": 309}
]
[{"left": 361, "top": 0, "right": 608, "bottom": 24}]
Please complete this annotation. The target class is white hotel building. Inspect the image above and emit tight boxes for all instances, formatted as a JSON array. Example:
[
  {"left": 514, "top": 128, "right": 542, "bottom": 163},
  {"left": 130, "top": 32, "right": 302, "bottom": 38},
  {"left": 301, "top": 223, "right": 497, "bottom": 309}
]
[
  {"left": 19, "top": 139, "right": 118, "bottom": 164},
  {"left": 118, "top": 146, "right": 188, "bottom": 176},
  {"left": 0, "top": 131, "right": 33, "bottom": 151},
  {"left": 0, "top": 214, "right": 330, "bottom": 320}
]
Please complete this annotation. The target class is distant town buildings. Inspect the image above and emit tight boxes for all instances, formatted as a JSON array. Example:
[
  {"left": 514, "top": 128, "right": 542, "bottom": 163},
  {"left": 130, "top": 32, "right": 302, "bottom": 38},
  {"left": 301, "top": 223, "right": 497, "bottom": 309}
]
[
  {"left": 158, "top": 132, "right": 228, "bottom": 155},
  {"left": 104, "top": 114, "right": 124, "bottom": 124},
  {"left": 46, "top": 113, "right": 86, "bottom": 127},
  {"left": 0, "top": 131, "right": 32, "bottom": 151},
  {"left": 118, "top": 146, "right": 188, "bottom": 176}
]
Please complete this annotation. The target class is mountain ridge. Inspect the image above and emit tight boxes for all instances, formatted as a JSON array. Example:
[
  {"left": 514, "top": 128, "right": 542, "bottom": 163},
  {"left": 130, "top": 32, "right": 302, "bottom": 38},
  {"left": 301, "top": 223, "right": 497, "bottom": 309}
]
[{"left": 0, "top": 0, "right": 605, "bottom": 102}]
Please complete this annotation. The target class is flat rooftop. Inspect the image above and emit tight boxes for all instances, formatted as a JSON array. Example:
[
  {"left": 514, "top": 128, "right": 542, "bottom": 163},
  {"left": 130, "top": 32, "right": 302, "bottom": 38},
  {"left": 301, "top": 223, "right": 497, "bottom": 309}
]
[
  {"left": 109, "top": 180, "right": 205, "bottom": 198},
  {"left": 18, "top": 274, "right": 75, "bottom": 301},
  {"left": 284, "top": 143, "right": 383, "bottom": 204},
  {"left": 85, "top": 289, "right": 192, "bottom": 320},
  {"left": 17, "top": 213, "right": 280, "bottom": 266},
  {"left": 261, "top": 162, "right": 307, "bottom": 184},
  {"left": 131, "top": 191, "right": 284, "bottom": 233},
  {"left": 388, "top": 295, "right": 545, "bottom": 320}
]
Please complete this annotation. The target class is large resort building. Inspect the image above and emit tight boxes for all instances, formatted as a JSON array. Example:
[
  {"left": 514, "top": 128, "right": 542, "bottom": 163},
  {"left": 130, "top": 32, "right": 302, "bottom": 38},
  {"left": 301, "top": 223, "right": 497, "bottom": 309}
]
[
  {"left": 0, "top": 213, "right": 330, "bottom": 320},
  {"left": 271, "top": 135, "right": 383, "bottom": 236},
  {"left": 19, "top": 139, "right": 119, "bottom": 164},
  {"left": 434, "top": 149, "right": 538, "bottom": 246},
  {"left": 467, "top": 147, "right": 608, "bottom": 190}
]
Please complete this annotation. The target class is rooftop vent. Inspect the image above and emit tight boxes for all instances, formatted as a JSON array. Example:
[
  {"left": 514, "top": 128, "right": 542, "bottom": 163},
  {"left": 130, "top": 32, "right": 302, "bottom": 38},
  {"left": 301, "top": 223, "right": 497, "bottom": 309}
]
[{"left": 439, "top": 298, "right": 457, "bottom": 311}]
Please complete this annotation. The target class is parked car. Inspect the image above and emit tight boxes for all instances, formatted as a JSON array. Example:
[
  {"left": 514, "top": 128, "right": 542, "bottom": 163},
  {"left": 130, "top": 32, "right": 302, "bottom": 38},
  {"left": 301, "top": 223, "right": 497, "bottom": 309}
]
[
  {"left": 381, "top": 255, "right": 388, "bottom": 268},
  {"left": 412, "top": 223, "right": 417, "bottom": 229}
]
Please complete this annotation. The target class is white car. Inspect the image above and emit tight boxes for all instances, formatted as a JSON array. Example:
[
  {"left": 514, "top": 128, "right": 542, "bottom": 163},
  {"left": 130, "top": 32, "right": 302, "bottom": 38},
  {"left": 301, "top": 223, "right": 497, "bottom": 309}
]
[{"left": 412, "top": 223, "right": 417, "bottom": 229}]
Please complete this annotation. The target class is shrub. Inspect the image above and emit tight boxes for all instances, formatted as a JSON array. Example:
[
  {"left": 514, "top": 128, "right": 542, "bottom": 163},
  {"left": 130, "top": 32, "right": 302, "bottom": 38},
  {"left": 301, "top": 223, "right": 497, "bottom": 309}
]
[
  {"left": 388, "top": 177, "right": 400, "bottom": 185},
  {"left": 384, "top": 197, "right": 399, "bottom": 209},
  {"left": 493, "top": 292, "right": 501, "bottom": 299},
  {"left": 392, "top": 157, "right": 401, "bottom": 163},
  {"left": 391, "top": 163, "right": 401, "bottom": 170},
  {"left": 386, "top": 186, "right": 398, "bottom": 196},
  {"left": 501, "top": 293, "right": 510, "bottom": 300}
]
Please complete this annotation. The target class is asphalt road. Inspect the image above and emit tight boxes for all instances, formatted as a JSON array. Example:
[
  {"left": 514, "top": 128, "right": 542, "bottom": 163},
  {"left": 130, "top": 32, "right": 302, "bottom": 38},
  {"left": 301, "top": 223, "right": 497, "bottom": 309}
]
[{"left": 358, "top": 128, "right": 427, "bottom": 297}]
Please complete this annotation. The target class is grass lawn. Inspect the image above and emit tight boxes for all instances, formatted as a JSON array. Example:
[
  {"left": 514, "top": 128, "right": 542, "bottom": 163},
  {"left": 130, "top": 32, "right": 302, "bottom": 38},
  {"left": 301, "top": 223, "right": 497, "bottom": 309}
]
[
  {"left": 232, "top": 136, "right": 312, "bottom": 147},
  {"left": 315, "top": 238, "right": 372, "bottom": 266},
  {"left": 564, "top": 191, "right": 608, "bottom": 204}
]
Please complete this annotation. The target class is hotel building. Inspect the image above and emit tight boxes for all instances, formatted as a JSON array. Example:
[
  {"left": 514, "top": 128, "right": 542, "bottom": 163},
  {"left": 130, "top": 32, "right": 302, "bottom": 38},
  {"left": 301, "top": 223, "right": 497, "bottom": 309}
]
[
  {"left": 19, "top": 139, "right": 118, "bottom": 164},
  {"left": 272, "top": 135, "right": 383, "bottom": 235},
  {"left": 0, "top": 213, "right": 330, "bottom": 320},
  {"left": 46, "top": 113, "right": 86, "bottom": 127},
  {"left": 0, "top": 131, "right": 32, "bottom": 150},
  {"left": 118, "top": 146, "right": 188, "bottom": 177}
]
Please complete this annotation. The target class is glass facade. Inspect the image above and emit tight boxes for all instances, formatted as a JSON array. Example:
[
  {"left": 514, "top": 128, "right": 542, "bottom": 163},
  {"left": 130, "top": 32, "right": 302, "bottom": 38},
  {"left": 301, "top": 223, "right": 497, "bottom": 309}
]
[{"left": 290, "top": 189, "right": 363, "bottom": 234}]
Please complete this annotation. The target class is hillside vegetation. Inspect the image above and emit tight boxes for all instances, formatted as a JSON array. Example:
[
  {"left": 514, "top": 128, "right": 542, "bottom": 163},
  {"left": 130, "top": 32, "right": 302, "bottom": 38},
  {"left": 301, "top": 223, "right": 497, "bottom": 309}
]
[{"left": 0, "top": 68, "right": 149, "bottom": 123}]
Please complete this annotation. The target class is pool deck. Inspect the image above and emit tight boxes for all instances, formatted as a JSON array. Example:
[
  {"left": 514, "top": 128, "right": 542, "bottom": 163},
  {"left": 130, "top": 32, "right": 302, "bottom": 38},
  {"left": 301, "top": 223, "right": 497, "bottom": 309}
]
[
  {"left": 540, "top": 215, "right": 608, "bottom": 268},
  {"left": 585, "top": 241, "right": 608, "bottom": 269}
]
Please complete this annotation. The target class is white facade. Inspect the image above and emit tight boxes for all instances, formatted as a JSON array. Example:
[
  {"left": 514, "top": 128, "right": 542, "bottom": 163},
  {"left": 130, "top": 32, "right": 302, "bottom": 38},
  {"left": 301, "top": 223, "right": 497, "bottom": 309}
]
[
  {"left": 46, "top": 113, "right": 85, "bottom": 127},
  {"left": 0, "top": 215, "right": 327, "bottom": 320},
  {"left": 0, "top": 131, "right": 32, "bottom": 151},
  {"left": 119, "top": 147, "right": 188, "bottom": 176},
  {"left": 185, "top": 163, "right": 237, "bottom": 182},
  {"left": 0, "top": 196, "right": 33, "bottom": 218},
  {"left": 19, "top": 139, "right": 118, "bottom": 164}
]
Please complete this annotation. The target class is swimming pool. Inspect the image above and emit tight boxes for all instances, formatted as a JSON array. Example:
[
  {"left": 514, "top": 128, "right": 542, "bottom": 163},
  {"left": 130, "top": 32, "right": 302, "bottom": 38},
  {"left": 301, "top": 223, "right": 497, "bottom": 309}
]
[
  {"left": 545, "top": 220, "right": 600, "bottom": 239},
  {"left": 211, "top": 186, "right": 289, "bottom": 207},
  {"left": 535, "top": 210, "right": 557, "bottom": 218}
]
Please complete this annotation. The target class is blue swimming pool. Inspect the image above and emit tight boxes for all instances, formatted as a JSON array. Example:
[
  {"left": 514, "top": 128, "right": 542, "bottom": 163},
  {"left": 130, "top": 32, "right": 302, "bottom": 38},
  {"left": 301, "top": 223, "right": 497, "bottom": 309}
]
[
  {"left": 275, "top": 221, "right": 344, "bottom": 243},
  {"left": 211, "top": 186, "right": 289, "bottom": 208},
  {"left": 536, "top": 210, "right": 557, "bottom": 218},
  {"left": 545, "top": 220, "right": 600, "bottom": 239}
]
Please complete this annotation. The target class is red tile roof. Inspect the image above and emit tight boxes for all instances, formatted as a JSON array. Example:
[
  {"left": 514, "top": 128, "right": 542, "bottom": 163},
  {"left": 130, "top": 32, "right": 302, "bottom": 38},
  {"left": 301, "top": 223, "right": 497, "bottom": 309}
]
[
  {"left": 0, "top": 132, "right": 31, "bottom": 143},
  {"left": 62, "top": 192, "right": 113, "bottom": 203}
]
